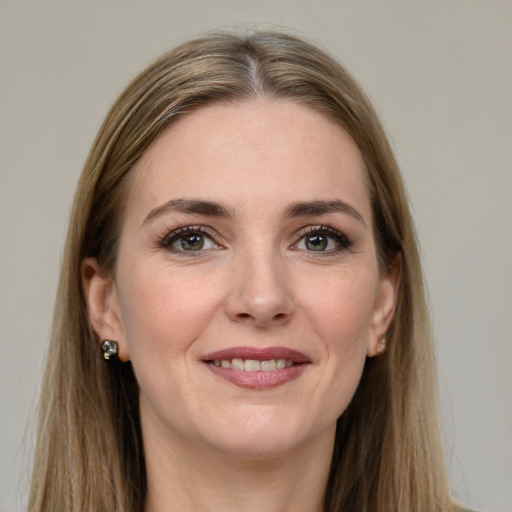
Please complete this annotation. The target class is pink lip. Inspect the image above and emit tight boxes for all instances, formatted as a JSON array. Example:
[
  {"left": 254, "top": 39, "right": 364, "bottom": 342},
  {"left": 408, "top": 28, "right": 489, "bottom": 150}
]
[{"left": 202, "top": 346, "right": 310, "bottom": 390}]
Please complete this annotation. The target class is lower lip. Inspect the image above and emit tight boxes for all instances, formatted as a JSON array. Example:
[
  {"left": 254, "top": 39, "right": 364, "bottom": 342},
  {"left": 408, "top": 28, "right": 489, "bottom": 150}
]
[{"left": 204, "top": 363, "right": 308, "bottom": 389}]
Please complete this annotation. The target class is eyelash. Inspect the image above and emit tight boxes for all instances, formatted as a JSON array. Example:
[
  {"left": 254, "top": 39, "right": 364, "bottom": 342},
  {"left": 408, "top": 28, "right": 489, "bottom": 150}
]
[
  {"left": 159, "top": 225, "right": 220, "bottom": 256},
  {"left": 158, "top": 224, "right": 353, "bottom": 256},
  {"left": 294, "top": 225, "right": 354, "bottom": 255}
]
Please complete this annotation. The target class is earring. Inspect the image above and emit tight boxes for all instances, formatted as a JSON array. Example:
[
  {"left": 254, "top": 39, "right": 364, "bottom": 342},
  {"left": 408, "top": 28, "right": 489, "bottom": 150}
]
[
  {"left": 101, "top": 340, "right": 119, "bottom": 360},
  {"left": 375, "top": 333, "right": 387, "bottom": 355}
]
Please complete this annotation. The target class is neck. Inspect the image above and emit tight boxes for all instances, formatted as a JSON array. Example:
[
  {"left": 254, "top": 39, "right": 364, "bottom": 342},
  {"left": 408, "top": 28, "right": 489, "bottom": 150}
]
[{"left": 142, "top": 418, "right": 334, "bottom": 512}]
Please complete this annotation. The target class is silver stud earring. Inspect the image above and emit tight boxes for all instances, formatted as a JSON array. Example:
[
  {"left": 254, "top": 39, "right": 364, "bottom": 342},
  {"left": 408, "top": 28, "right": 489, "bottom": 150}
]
[
  {"left": 101, "top": 340, "right": 119, "bottom": 360},
  {"left": 376, "top": 333, "right": 387, "bottom": 355}
]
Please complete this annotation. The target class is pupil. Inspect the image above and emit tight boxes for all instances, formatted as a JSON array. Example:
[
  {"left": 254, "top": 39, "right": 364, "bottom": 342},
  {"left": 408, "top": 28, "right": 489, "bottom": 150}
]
[
  {"left": 181, "top": 234, "right": 204, "bottom": 251},
  {"left": 306, "top": 235, "right": 327, "bottom": 251}
]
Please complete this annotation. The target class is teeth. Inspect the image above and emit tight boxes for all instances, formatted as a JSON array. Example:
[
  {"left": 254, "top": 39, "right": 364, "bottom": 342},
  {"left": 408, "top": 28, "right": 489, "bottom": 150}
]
[
  {"left": 211, "top": 358, "right": 295, "bottom": 371},
  {"left": 244, "top": 359, "right": 261, "bottom": 371},
  {"left": 261, "top": 359, "right": 276, "bottom": 371},
  {"left": 231, "top": 358, "right": 244, "bottom": 370}
]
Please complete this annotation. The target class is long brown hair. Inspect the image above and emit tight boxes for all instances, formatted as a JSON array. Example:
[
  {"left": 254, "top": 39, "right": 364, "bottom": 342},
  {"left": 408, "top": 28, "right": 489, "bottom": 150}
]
[{"left": 29, "top": 31, "right": 454, "bottom": 511}]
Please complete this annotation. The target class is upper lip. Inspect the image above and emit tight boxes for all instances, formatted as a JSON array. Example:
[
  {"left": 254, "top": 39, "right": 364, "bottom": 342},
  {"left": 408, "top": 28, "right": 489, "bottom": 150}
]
[{"left": 203, "top": 346, "right": 310, "bottom": 363}]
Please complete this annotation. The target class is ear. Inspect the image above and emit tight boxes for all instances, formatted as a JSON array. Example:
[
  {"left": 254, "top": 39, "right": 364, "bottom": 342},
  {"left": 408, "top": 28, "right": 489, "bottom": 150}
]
[
  {"left": 81, "top": 257, "right": 130, "bottom": 361},
  {"left": 367, "top": 254, "right": 402, "bottom": 357}
]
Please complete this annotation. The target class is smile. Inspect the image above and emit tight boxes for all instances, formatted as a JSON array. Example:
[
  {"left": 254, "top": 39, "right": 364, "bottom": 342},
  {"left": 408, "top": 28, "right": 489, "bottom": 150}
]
[
  {"left": 210, "top": 358, "right": 294, "bottom": 371},
  {"left": 202, "top": 346, "right": 310, "bottom": 389}
]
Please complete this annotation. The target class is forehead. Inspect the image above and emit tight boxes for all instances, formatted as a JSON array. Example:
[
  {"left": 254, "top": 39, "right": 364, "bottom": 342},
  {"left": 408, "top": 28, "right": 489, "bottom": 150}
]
[{"left": 124, "top": 100, "right": 371, "bottom": 223}]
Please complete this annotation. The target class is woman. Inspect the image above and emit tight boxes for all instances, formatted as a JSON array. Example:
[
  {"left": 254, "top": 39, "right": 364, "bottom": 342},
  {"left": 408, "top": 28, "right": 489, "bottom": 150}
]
[{"left": 29, "top": 31, "right": 463, "bottom": 511}]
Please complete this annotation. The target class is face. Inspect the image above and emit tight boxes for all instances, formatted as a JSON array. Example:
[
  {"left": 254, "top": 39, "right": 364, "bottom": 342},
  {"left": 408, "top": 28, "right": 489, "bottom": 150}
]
[{"left": 84, "top": 100, "right": 398, "bottom": 461}]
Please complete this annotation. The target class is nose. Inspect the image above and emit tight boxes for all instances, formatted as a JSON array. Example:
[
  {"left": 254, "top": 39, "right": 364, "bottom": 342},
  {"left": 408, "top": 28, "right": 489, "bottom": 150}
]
[{"left": 225, "top": 247, "right": 294, "bottom": 327}]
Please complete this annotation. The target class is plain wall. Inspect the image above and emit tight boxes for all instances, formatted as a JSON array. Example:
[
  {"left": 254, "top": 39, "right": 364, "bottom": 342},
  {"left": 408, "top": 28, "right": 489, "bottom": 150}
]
[{"left": 1, "top": 1, "right": 510, "bottom": 511}]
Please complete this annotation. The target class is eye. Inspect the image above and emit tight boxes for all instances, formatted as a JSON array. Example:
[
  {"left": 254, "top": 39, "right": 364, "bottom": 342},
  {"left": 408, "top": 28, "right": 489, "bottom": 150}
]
[
  {"left": 160, "top": 226, "right": 220, "bottom": 254},
  {"left": 294, "top": 226, "right": 352, "bottom": 253}
]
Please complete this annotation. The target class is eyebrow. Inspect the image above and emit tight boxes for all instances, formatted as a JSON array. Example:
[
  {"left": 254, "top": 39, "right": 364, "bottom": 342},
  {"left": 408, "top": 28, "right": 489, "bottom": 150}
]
[
  {"left": 284, "top": 199, "right": 366, "bottom": 227},
  {"left": 142, "top": 198, "right": 234, "bottom": 226},
  {"left": 142, "top": 198, "right": 366, "bottom": 228}
]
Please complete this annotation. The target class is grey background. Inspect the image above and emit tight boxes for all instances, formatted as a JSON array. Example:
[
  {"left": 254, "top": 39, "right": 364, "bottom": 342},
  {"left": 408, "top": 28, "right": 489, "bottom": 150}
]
[{"left": 1, "top": 1, "right": 510, "bottom": 511}]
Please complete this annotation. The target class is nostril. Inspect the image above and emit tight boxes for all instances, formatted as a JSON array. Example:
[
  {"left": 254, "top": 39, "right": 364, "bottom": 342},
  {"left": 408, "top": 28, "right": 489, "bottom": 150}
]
[
  {"left": 227, "top": 287, "right": 294, "bottom": 325},
  {"left": 234, "top": 311, "right": 289, "bottom": 323}
]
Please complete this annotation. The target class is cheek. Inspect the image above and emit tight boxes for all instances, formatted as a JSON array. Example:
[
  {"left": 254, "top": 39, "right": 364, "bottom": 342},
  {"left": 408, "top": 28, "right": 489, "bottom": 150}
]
[
  {"left": 299, "top": 270, "right": 377, "bottom": 421},
  {"left": 117, "top": 265, "right": 222, "bottom": 362},
  {"left": 299, "top": 267, "right": 378, "bottom": 353}
]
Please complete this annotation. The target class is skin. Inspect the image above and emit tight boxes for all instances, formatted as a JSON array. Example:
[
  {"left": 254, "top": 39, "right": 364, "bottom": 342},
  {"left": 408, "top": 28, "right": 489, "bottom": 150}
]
[{"left": 83, "top": 100, "right": 400, "bottom": 512}]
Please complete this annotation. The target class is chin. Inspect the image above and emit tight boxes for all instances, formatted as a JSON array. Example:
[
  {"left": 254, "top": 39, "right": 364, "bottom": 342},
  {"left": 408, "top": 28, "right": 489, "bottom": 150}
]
[
  {"left": 208, "top": 434, "right": 303, "bottom": 460},
  {"left": 198, "top": 410, "right": 333, "bottom": 460}
]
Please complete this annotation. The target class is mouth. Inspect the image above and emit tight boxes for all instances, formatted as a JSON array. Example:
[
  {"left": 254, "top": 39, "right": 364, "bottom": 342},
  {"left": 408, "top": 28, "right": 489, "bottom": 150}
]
[
  {"left": 202, "top": 346, "right": 310, "bottom": 389},
  {"left": 208, "top": 357, "right": 294, "bottom": 371}
]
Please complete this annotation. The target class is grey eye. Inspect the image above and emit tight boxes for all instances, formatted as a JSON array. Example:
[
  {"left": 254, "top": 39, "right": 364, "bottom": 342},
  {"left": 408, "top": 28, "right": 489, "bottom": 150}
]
[
  {"left": 304, "top": 234, "right": 328, "bottom": 251},
  {"left": 178, "top": 233, "right": 205, "bottom": 251},
  {"left": 294, "top": 227, "right": 352, "bottom": 253},
  {"left": 162, "top": 228, "right": 219, "bottom": 253}
]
